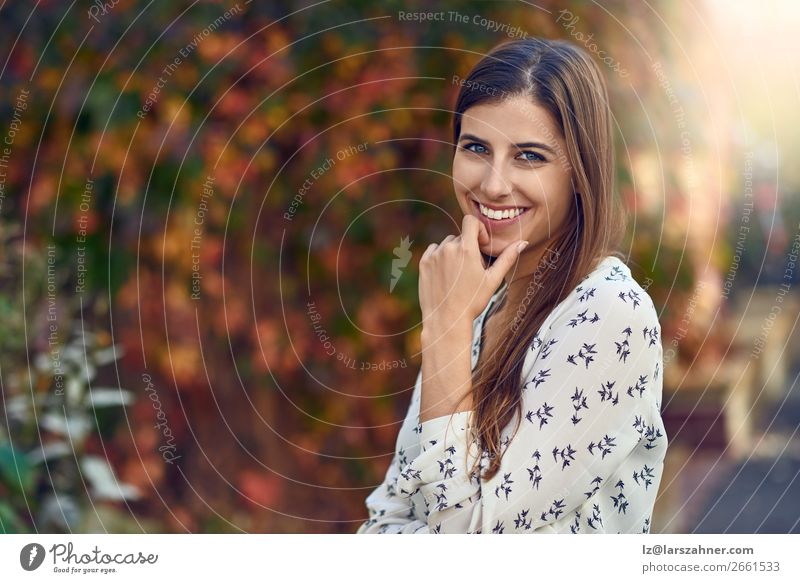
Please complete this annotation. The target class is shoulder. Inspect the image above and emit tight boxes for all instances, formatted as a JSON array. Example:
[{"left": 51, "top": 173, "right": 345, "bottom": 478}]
[
  {"left": 522, "top": 256, "right": 663, "bottom": 403},
  {"left": 584, "top": 256, "right": 655, "bottom": 308},
  {"left": 545, "top": 256, "right": 659, "bottom": 338}
]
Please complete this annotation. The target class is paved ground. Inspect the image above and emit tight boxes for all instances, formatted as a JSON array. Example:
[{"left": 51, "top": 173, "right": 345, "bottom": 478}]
[{"left": 688, "top": 362, "right": 800, "bottom": 534}]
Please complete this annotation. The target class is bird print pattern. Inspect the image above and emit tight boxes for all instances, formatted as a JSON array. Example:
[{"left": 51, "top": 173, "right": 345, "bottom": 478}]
[{"left": 356, "top": 256, "right": 668, "bottom": 534}]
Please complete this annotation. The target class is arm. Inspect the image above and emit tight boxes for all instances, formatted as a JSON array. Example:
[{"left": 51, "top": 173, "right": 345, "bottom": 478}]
[
  {"left": 355, "top": 412, "right": 481, "bottom": 534},
  {"left": 394, "top": 280, "right": 664, "bottom": 533},
  {"left": 356, "top": 369, "right": 431, "bottom": 533},
  {"left": 356, "top": 450, "right": 430, "bottom": 533},
  {"left": 419, "top": 316, "right": 474, "bottom": 422}
]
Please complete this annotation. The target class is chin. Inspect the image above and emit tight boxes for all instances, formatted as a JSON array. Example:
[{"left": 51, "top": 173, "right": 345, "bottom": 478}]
[{"left": 479, "top": 239, "right": 508, "bottom": 258}]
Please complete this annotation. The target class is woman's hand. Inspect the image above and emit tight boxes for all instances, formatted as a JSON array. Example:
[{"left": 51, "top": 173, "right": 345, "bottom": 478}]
[
  {"left": 419, "top": 214, "right": 528, "bottom": 333},
  {"left": 417, "top": 214, "right": 527, "bottom": 422}
]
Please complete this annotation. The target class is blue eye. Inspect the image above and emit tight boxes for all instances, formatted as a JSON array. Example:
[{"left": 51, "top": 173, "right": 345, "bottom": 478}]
[
  {"left": 462, "top": 142, "right": 488, "bottom": 154},
  {"left": 460, "top": 142, "right": 546, "bottom": 163},
  {"left": 520, "top": 151, "right": 546, "bottom": 163}
]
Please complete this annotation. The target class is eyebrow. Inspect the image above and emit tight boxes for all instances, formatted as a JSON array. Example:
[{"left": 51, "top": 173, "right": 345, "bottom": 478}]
[{"left": 458, "top": 133, "right": 557, "bottom": 155}]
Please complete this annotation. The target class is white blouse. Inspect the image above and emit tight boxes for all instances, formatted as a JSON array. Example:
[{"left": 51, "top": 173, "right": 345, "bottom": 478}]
[{"left": 356, "top": 255, "right": 667, "bottom": 533}]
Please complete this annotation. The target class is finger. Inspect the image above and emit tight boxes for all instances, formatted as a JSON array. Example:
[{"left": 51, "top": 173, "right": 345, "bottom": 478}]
[
  {"left": 421, "top": 242, "right": 438, "bottom": 262},
  {"left": 460, "top": 214, "right": 481, "bottom": 251},
  {"left": 477, "top": 220, "right": 490, "bottom": 248},
  {"left": 487, "top": 239, "right": 529, "bottom": 283}
]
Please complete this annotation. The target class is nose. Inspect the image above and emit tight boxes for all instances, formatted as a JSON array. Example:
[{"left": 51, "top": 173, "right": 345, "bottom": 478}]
[{"left": 480, "top": 159, "right": 512, "bottom": 198}]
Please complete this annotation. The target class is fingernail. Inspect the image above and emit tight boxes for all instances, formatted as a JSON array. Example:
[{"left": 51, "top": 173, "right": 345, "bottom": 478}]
[{"left": 517, "top": 241, "right": 529, "bottom": 252}]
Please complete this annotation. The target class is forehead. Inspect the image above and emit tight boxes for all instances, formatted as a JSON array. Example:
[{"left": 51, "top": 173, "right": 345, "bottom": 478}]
[{"left": 460, "top": 96, "right": 563, "bottom": 144}]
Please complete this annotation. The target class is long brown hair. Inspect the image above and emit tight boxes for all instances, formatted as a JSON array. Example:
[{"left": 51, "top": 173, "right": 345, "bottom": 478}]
[{"left": 449, "top": 38, "right": 628, "bottom": 482}]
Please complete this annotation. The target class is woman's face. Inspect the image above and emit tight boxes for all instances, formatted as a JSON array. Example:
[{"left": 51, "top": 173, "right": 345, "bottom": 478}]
[{"left": 452, "top": 95, "right": 574, "bottom": 261}]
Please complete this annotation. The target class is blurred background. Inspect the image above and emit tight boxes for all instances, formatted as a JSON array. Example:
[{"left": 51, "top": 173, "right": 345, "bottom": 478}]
[{"left": 1, "top": 0, "right": 799, "bottom": 534}]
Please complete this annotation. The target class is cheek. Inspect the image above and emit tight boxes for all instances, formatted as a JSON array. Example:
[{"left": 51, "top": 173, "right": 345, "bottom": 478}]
[
  {"left": 535, "top": 171, "right": 573, "bottom": 214},
  {"left": 452, "top": 156, "right": 482, "bottom": 189},
  {"left": 543, "top": 193, "right": 574, "bottom": 229}
]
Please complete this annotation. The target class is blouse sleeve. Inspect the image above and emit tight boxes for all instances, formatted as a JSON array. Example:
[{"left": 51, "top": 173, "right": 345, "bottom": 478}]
[
  {"left": 394, "top": 278, "right": 662, "bottom": 533},
  {"left": 356, "top": 370, "right": 431, "bottom": 533},
  {"left": 355, "top": 451, "right": 430, "bottom": 533}
]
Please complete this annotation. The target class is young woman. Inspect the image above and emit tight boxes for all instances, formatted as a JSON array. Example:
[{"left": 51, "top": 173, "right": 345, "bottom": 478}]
[{"left": 357, "top": 37, "right": 667, "bottom": 533}]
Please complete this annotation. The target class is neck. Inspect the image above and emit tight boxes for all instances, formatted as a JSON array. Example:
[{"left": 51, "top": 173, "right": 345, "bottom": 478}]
[
  {"left": 503, "top": 243, "right": 548, "bottom": 289},
  {"left": 496, "top": 242, "right": 563, "bottom": 320}
]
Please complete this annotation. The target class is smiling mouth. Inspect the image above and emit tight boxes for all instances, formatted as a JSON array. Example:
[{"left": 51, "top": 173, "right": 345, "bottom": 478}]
[{"left": 470, "top": 198, "right": 531, "bottom": 226}]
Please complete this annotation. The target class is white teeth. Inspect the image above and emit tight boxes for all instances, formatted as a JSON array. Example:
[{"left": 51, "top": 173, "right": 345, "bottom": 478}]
[{"left": 479, "top": 203, "right": 526, "bottom": 220}]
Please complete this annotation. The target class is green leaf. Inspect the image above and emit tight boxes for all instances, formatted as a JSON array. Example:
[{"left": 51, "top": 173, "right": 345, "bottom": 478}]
[
  {"left": 0, "top": 500, "right": 27, "bottom": 534},
  {"left": 0, "top": 444, "right": 34, "bottom": 494}
]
